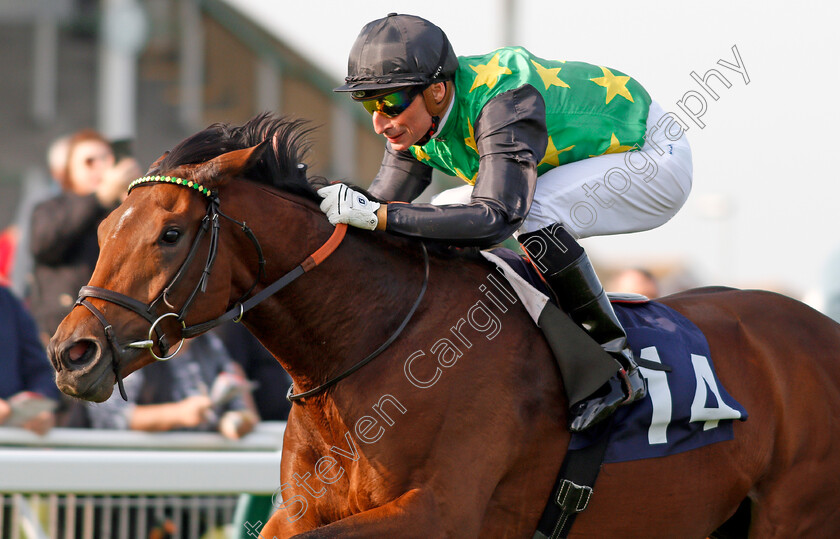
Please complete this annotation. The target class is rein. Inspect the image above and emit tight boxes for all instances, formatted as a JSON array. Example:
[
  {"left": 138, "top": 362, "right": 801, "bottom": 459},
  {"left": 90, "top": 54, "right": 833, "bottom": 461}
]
[
  {"left": 75, "top": 174, "right": 428, "bottom": 404},
  {"left": 75, "top": 175, "right": 338, "bottom": 399},
  {"left": 286, "top": 241, "right": 429, "bottom": 403}
]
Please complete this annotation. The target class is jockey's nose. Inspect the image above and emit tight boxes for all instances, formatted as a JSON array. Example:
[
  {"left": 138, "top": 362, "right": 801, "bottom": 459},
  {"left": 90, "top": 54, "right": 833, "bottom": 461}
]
[{"left": 372, "top": 112, "right": 390, "bottom": 135}]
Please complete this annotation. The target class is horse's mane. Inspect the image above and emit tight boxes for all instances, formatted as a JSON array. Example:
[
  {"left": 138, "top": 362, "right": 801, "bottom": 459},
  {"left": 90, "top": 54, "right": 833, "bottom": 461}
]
[
  {"left": 153, "top": 112, "right": 319, "bottom": 201},
  {"left": 152, "top": 113, "right": 488, "bottom": 263}
]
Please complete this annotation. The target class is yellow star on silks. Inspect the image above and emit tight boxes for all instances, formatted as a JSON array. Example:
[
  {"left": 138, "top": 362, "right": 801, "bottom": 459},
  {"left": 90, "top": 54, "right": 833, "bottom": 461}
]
[
  {"left": 469, "top": 53, "right": 512, "bottom": 92},
  {"left": 538, "top": 137, "right": 575, "bottom": 167},
  {"left": 590, "top": 133, "right": 634, "bottom": 157},
  {"left": 590, "top": 66, "right": 634, "bottom": 105},
  {"left": 530, "top": 60, "right": 570, "bottom": 91},
  {"left": 412, "top": 145, "right": 431, "bottom": 162},
  {"left": 455, "top": 168, "right": 477, "bottom": 185},
  {"left": 465, "top": 119, "right": 478, "bottom": 154}
]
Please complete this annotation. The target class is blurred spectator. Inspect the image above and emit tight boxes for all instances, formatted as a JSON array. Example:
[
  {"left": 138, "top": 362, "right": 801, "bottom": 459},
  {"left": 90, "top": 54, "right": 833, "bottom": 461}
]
[
  {"left": 85, "top": 331, "right": 259, "bottom": 440},
  {"left": 47, "top": 134, "right": 72, "bottom": 186},
  {"left": 607, "top": 267, "right": 661, "bottom": 298},
  {"left": 26, "top": 129, "right": 141, "bottom": 345},
  {"left": 0, "top": 286, "right": 60, "bottom": 435},
  {"left": 216, "top": 321, "right": 293, "bottom": 421},
  {"left": 7, "top": 136, "right": 68, "bottom": 297},
  {"left": 61, "top": 334, "right": 256, "bottom": 539},
  {"left": 0, "top": 225, "right": 17, "bottom": 286}
]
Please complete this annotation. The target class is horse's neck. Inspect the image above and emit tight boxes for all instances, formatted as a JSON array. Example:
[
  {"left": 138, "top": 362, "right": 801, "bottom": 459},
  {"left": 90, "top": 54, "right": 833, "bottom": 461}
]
[
  {"left": 253, "top": 235, "right": 423, "bottom": 393},
  {"left": 229, "top": 188, "right": 424, "bottom": 392}
]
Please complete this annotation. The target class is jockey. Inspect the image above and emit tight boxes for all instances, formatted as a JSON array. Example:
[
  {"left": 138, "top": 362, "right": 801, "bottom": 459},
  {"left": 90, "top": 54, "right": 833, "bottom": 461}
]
[{"left": 319, "top": 13, "right": 692, "bottom": 431}]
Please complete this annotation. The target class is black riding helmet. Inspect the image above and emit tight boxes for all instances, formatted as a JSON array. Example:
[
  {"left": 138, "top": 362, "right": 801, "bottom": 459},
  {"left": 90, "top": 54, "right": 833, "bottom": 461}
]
[{"left": 334, "top": 13, "right": 458, "bottom": 98}]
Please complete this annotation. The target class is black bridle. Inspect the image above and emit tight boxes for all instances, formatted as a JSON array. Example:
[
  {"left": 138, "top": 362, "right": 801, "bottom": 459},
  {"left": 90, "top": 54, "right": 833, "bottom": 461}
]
[
  {"left": 73, "top": 174, "right": 428, "bottom": 404},
  {"left": 75, "top": 175, "right": 264, "bottom": 399}
]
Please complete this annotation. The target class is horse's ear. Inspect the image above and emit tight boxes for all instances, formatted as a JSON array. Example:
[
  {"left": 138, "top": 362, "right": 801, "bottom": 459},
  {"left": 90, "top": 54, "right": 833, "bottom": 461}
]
[
  {"left": 145, "top": 151, "right": 169, "bottom": 175},
  {"left": 193, "top": 139, "right": 271, "bottom": 188}
]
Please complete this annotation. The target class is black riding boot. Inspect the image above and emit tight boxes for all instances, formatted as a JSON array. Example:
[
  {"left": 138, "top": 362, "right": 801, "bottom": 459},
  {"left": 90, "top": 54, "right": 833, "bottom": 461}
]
[{"left": 520, "top": 224, "right": 646, "bottom": 431}]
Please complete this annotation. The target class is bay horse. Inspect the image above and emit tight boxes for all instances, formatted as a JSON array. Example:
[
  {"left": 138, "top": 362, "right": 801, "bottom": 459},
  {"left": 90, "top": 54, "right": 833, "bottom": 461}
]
[{"left": 49, "top": 114, "right": 840, "bottom": 538}]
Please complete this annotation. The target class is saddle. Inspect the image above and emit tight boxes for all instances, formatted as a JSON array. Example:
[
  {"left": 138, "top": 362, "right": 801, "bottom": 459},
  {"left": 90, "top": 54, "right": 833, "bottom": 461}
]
[
  {"left": 481, "top": 247, "right": 747, "bottom": 461},
  {"left": 483, "top": 248, "right": 748, "bottom": 538}
]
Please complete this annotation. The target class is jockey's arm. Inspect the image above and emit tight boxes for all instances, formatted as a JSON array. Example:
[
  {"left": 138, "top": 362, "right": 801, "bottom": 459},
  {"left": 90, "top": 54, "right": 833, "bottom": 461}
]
[
  {"left": 367, "top": 142, "right": 433, "bottom": 202},
  {"left": 381, "top": 86, "right": 548, "bottom": 247}
]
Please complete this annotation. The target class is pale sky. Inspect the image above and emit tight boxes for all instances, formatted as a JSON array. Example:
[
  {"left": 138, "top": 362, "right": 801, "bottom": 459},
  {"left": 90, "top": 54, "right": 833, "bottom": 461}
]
[{"left": 226, "top": 0, "right": 840, "bottom": 301}]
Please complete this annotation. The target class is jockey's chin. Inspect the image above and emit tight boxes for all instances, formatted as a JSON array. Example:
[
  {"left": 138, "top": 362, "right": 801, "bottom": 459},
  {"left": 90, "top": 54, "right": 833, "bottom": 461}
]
[{"left": 384, "top": 131, "right": 419, "bottom": 152}]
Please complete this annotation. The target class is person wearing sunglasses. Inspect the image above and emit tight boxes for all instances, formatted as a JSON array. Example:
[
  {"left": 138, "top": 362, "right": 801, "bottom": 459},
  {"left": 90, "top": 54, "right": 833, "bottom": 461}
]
[
  {"left": 320, "top": 13, "right": 692, "bottom": 431},
  {"left": 27, "top": 130, "right": 141, "bottom": 348}
]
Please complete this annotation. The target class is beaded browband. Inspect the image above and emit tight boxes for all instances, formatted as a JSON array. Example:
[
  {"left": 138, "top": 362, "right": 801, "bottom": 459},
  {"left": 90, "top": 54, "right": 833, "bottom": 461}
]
[{"left": 127, "top": 175, "right": 214, "bottom": 198}]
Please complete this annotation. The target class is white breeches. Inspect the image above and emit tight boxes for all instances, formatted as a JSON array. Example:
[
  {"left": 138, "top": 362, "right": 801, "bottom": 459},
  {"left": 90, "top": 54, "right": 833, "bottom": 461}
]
[{"left": 430, "top": 101, "right": 693, "bottom": 240}]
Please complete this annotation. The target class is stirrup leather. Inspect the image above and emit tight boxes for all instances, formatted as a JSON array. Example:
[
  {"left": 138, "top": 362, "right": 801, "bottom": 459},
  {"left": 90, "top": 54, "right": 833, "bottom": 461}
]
[{"left": 519, "top": 224, "right": 647, "bottom": 431}]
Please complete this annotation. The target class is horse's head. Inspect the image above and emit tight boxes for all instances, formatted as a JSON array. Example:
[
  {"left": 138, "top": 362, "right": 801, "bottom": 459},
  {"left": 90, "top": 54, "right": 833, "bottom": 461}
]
[{"left": 49, "top": 114, "right": 315, "bottom": 402}]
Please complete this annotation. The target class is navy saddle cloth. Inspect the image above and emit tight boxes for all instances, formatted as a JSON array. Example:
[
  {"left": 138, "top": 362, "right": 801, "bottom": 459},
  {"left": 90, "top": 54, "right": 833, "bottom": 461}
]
[{"left": 489, "top": 248, "right": 748, "bottom": 463}]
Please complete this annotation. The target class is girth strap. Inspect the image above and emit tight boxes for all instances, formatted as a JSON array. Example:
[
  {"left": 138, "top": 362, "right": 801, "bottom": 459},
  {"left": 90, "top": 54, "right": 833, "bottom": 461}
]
[{"left": 533, "top": 417, "right": 614, "bottom": 539}]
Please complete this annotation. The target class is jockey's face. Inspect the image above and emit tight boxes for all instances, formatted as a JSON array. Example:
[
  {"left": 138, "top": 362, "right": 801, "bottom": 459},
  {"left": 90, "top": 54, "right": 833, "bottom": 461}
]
[{"left": 371, "top": 91, "right": 431, "bottom": 151}]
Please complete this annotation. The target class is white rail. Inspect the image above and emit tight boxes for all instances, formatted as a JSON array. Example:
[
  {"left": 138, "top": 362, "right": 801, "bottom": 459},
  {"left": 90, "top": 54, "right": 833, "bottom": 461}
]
[{"left": 0, "top": 422, "right": 286, "bottom": 494}]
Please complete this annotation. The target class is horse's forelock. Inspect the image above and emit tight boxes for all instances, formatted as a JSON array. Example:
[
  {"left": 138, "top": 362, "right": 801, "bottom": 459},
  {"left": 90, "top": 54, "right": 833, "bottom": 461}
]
[{"left": 153, "top": 113, "right": 319, "bottom": 200}]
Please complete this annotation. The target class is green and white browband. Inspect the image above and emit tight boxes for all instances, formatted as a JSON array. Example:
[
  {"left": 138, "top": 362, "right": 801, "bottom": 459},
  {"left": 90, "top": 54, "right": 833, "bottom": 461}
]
[{"left": 127, "top": 175, "right": 214, "bottom": 197}]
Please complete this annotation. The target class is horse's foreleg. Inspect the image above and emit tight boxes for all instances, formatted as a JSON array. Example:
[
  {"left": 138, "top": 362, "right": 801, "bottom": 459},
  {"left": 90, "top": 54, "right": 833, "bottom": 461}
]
[{"left": 260, "top": 488, "right": 450, "bottom": 539}]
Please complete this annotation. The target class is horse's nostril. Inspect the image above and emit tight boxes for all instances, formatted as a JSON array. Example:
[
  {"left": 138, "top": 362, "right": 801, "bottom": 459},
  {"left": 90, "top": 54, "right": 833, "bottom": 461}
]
[{"left": 66, "top": 341, "right": 95, "bottom": 366}]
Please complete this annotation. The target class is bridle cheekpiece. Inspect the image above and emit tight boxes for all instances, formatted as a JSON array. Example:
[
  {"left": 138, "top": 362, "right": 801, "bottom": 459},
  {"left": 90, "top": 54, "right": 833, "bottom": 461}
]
[
  {"left": 75, "top": 174, "right": 248, "bottom": 399},
  {"left": 73, "top": 173, "right": 351, "bottom": 401}
]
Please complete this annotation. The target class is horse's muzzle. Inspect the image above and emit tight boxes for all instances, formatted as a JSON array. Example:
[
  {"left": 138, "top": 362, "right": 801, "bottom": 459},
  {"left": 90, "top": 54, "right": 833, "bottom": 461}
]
[
  {"left": 50, "top": 338, "right": 115, "bottom": 402},
  {"left": 59, "top": 339, "right": 98, "bottom": 369}
]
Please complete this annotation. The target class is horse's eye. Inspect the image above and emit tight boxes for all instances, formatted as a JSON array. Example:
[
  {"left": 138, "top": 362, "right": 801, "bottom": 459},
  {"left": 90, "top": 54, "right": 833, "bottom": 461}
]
[{"left": 160, "top": 229, "right": 181, "bottom": 244}]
